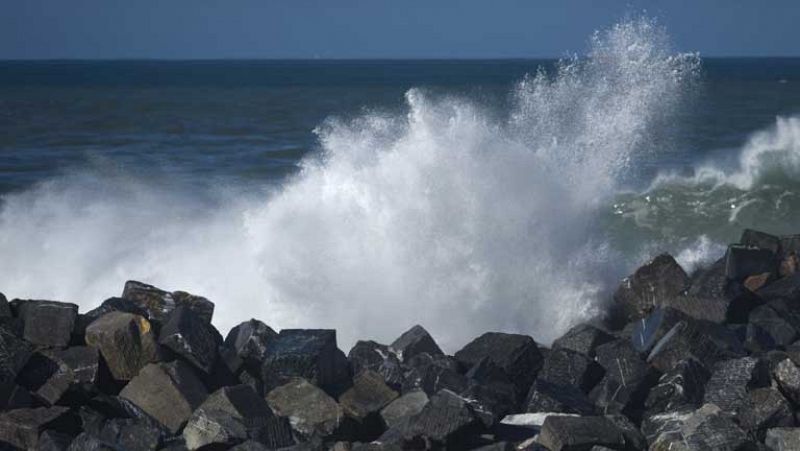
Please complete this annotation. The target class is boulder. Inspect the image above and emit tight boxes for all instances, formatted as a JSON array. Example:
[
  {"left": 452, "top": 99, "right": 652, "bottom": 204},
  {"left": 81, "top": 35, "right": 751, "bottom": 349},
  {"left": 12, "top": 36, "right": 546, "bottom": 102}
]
[
  {"left": 744, "top": 272, "right": 773, "bottom": 292},
  {"left": 159, "top": 305, "right": 222, "bottom": 374},
  {"left": 37, "top": 430, "right": 73, "bottom": 451},
  {"left": 725, "top": 245, "right": 777, "bottom": 281},
  {"left": 460, "top": 361, "right": 518, "bottom": 427},
  {"left": 84, "top": 312, "right": 160, "bottom": 381},
  {"left": 389, "top": 325, "right": 443, "bottom": 361},
  {"left": 96, "top": 418, "right": 164, "bottom": 451},
  {"left": 745, "top": 304, "right": 798, "bottom": 352},
  {"left": 537, "top": 416, "right": 625, "bottom": 451},
  {"left": 0, "top": 320, "right": 33, "bottom": 383},
  {"left": 645, "top": 317, "right": 745, "bottom": 373},
  {"left": 738, "top": 387, "right": 793, "bottom": 440},
  {"left": 380, "top": 390, "right": 429, "bottom": 429},
  {"left": 266, "top": 378, "right": 346, "bottom": 441},
  {"left": 685, "top": 257, "right": 762, "bottom": 323},
  {"left": 401, "top": 353, "right": 468, "bottom": 396},
  {"left": 454, "top": 332, "right": 543, "bottom": 402},
  {"left": 765, "top": 427, "right": 800, "bottom": 451},
  {"left": 741, "top": 229, "right": 781, "bottom": 253},
  {"left": 260, "top": 329, "right": 351, "bottom": 396},
  {"left": 702, "top": 357, "right": 769, "bottom": 415},
  {"left": 0, "top": 292, "right": 11, "bottom": 317},
  {"left": 644, "top": 358, "right": 709, "bottom": 419},
  {"left": 648, "top": 404, "right": 752, "bottom": 451},
  {"left": 772, "top": 357, "right": 800, "bottom": 405},
  {"left": 524, "top": 379, "right": 596, "bottom": 416},
  {"left": 611, "top": 254, "right": 688, "bottom": 324},
  {"left": 590, "top": 339, "right": 657, "bottom": 421},
  {"left": 225, "top": 319, "right": 277, "bottom": 367},
  {"left": 80, "top": 298, "right": 149, "bottom": 331},
  {"left": 0, "top": 406, "right": 77, "bottom": 449},
  {"left": 121, "top": 281, "right": 214, "bottom": 325},
  {"left": 537, "top": 348, "right": 604, "bottom": 394},
  {"left": 19, "top": 301, "right": 78, "bottom": 348},
  {"left": 339, "top": 370, "right": 399, "bottom": 440},
  {"left": 184, "top": 384, "right": 294, "bottom": 450},
  {"left": 757, "top": 272, "right": 800, "bottom": 303},
  {"left": 17, "top": 346, "right": 103, "bottom": 405},
  {"left": 551, "top": 324, "right": 614, "bottom": 358},
  {"left": 0, "top": 382, "right": 33, "bottom": 410},
  {"left": 119, "top": 361, "right": 208, "bottom": 434},
  {"left": 66, "top": 432, "right": 113, "bottom": 451},
  {"left": 348, "top": 340, "right": 403, "bottom": 391}
]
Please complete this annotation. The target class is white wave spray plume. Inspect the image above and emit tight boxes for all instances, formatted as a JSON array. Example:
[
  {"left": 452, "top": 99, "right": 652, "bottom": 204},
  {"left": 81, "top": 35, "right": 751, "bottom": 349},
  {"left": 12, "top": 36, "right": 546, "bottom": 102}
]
[{"left": 0, "top": 18, "right": 699, "bottom": 350}]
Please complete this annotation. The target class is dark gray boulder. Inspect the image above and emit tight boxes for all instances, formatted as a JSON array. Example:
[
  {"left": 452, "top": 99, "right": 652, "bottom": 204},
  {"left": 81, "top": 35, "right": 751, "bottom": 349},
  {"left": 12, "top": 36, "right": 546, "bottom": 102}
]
[
  {"left": 685, "top": 257, "right": 762, "bottom": 324},
  {"left": 643, "top": 358, "right": 709, "bottom": 421},
  {"left": 118, "top": 361, "right": 208, "bottom": 434},
  {"left": 645, "top": 317, "right": 745, "bottom": 373},
  {"left": 611, "top": 254, "right": 689, "bottom": 325},
  {"left": 702, "top": 357, "right": 769, "bottom": 415},
  {"left": 400, "top": 352, "right": 468, "bottom": 396},
  {"left": 725, "top": 245, "right": 777, "bottom": 281},
  {"left": 265, "top": 377, "right": 346, "bottom": 441},
  {"left": 225, "top": 319, "right": 277, "bottom": 367},
  {"left": 757, "top": 272, "right": 800, "bottom": 303},
  {"left": 158, "top": 305, "right": 222, "bottom": 374},
  {"left": 66, "top": 432, "right": 114, "bottom": 451},
  {"left": 0, "top": 292, "right": 11, "bottom": 317},
  {"left": 630, "top": 307, "right": 690, "bottom": 354},
  {"left": 648, "top": 403, "right": 752, "bottom": 451},
  {"left": 380, "top": 390, "right": 429, "bottom": 429},
  {"left": 551, "top": 324, "right": 614, "bottom": 358},
  {"left": 37, "top": 429, "right": 73, "bottom": 451},
  {"left": 96, "top": 418, "right": 163, "bottom": 451},
  {"left": 260, "top": 329, "right": 351, "bottom": 396},
  {"left": 537, "top": 348, "right": 604, "bottom": 394},
  {"left": 524, "top": 379, "right": 596, "bottom": 416},
  {"left": 737, "top": 387, "right": 793, "bottom": 440},
  {"left": 339, "top": 370, "right": 399, "bottom": 440},
  {"left": 348, "top": 340, "right": 403, "bottom": 391},
  {"left": 772, "top": 357, "right": 800, "bottom": 404},
  {"left": 17, "top": 346, "right": 103, "bottom": 405},
  {"left": 389, "top": 325, "right": 443, "bottom": 362},
  {"left": 0, "top": 320, "right": 33, "bottom": 383},
  {"left": 84, "top": 311, "right": 160, "bottom": 381},
  {"left": 79, "top": 297, "right": 149, "bottom": 337},
  {"left": 741, "top": 229, "right": 781, "bottom": 253},
  {"left": 454, "top": 332, "right": 543, "bottom": 402},
  {"left": 590, "top": 339, "right": 657, "bottom": 421},
  {"left": 183, "top": 408, "right": 249, "bottom": 450},
  {"left": 0, "top": 381, "right": 33, "bottom": 410},
  {"left": 121, "top": 281, "right": 214, "bottom": 325},
  {"left": 0, "top": 406, "right": 77, "bottom": 449},
  {"left": 537, "top": 416, "right": 625, "bottom": 451},
  {"left": 19, "top": 301, "right": 78, "bottom": 348},
  {"left": 745, "top": 304, "right": 798, "bottom": 352},
  {"left": 765, "top": 427, "right": 800, "bottom": 451}
]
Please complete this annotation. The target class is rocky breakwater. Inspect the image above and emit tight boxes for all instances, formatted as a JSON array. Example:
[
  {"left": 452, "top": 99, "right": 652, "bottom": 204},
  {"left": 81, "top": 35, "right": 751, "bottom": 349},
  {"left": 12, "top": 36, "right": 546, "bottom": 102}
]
[{"left": 2, "top": 228, "right": 800, "bottom": 450}]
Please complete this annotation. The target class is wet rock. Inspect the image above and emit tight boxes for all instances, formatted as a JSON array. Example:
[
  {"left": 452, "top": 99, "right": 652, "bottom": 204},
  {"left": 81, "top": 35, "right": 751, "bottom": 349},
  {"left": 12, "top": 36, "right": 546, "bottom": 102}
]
[
  {"left": 455, "top": 332, "right": 543, "bottom": 402},
  {"left": 644, "top": 358, "right": 709, "bottom": 419},
  {"left": 339, "top": 370, "right": 399, "bottom": 440},
  {"left": 84, "top": 312, "right": 160, "bottom": 381},
  {"left": 121, "top": 281, "right": 214, "bottom": 325},
  {"left": 379, "top": 389, "right": 482, "bottom": 448},
  {"left": 646, "top": 317, "right": 745, "bottom": 373},
  {"left": 401, "top": 353, "right": 468, "bottom": 396},
  {"left": 604, "top": 414, "right": 646, "bottom": 451},
  {"left": 0, "top": 381, "right": 33, "bottom": 409},
  {"left": 159, "top": 305, "right": 222, "bottom": 374},
  {"left": 348, "top": 340, "right": 403, "bottom": 391},
  {"left": 738, "top": 387, "right": 793, "bottom": 440},
  {"left": 537, "top": 416, "right": 625, "bottom": 451},
  {"left": 685, "top": 257, "right": 762, "bottom": 324},
  {"left": 96, "top": 418, "right": 163, "bottom": 451},
  {"left": 757, "top": 272, "right": 800, "bottom": 303},
  {"left": 0, "top": 406, "right": 77, "bottom": 449},
  {"left": 648, "top": 404, "right": 752, "bottom": 451},
  {"left": 17, "top": 346, "right": 103, "bottom": 405},
  {"left": 460, "top": 361, "right": 518, "bottom": 427},
  {"left": 741, "top": 229, "right": 781, "bottom": 253},
  {"left": 725, "top": 245, "right": 777, "bottom": 281},
  {"left": 612, "top": 254, "right": 689, "bottom": 324},
  {"left": 537, "top": 348, "right": 604, "bottom": 394},
  {"left": 225, "top": 319, "right": 277, "bottom": 367},
  {"left": 19, "top": 301, "right": 78, "bottom": 348},
  {"left": 380, "top": 390, "right": 429, "bottom": 429},
  {"left": 81, "top": 298, "right": 149, "bottom": 330},
  {"left": 779, "top": 252, "right": 799, "bottom": 278},
  {"left": 0, "top": 321, "right": 33, "bottom": 383},
  {"left": 38, "top": 430, "right": 73, "bottom": 451},
  {"left": 389, "top": 325, "right": 443, "bottom": 361},
  {"left": 524, "top": 379, "right": 596, "bottom": 416},
  {"left": 772, "top": 357, "right": 800, "bottom": 404},
  {"left": 260, "top": 329, "right": 351, "bottom": 396},
  {"left": 765, "top": 427, "right": 800, "bottom": 451},
  {"left": 590, "top": 339, "right": 657, "bottom": 420},
  {"left": 551, "top": 324, "right": 614, "bottom": 358},
  {"left": 66, "top": 432, "right": 114, "bottom": 451},
  {"left": 119, "top": 361, "right": 208, "bottom": 434},
  {"left": 184, "top": 384, "right": 294, "bottom": 449},
  {"left": 266, "top": 377, "right": 346, "bottom": 441},
  {"left": 0, "top": 292, "right": 11, "bottom": 317},
  {"left": 744, "top": 272, "right": 773, "bottom": 292},
  {"left": 745, "top": 304, "right": 798, "bottom": 352},
  {"left": 630, "top": 307, "right": 690, "bottom": 354},
  {"left": 229, "top": 441, "right": 272, "bottom": 451},
  {"left": 702, "top": 357, "right": 769, "bottom": 415}
]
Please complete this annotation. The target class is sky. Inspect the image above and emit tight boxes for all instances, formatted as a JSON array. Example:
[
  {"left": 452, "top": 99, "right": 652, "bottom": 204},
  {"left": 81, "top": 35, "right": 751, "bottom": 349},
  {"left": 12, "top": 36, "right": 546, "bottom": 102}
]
[{"left": 1, "top": 0, "right": 799, "bottom": 59}]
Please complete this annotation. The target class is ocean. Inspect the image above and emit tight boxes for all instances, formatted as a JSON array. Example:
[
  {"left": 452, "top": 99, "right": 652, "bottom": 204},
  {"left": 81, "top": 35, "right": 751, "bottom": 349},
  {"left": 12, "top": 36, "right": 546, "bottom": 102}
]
[{"left": 1, "top": 21, "right": 799, "bottom": 350}]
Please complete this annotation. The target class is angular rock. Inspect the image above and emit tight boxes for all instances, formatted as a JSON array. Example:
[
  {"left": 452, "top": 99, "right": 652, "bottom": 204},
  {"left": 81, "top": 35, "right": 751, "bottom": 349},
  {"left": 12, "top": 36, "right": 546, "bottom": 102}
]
[
  {"left": 648, "top": 404, "right": 752, "bottom": 451},
  {"left": 81, "top": 297, "right": 149, "bottom": 329},
  {"left": 66, "top": 432, "right": 114, "bottom": 451},
  {"left": 17, "top": 346, "right": 103, "bottom": 405},
  {"left": 339, "top": 370, "right": 399, "bottom": 440},
  {"left": 537, "top": 348, "right": 604, "bottom": 394},
  {"left": 644, "top": 358, "right": 709, "bottom": 418},
  {"left": 524, "top": 379, "right": 596, "bottom": 416},
  {"left": 261, "top": 329, "right": 351, "bottom": 396},
  {"left": 590, "top": 339, "right": 657, "bottom": 420},
  {"left": 97, "top": 418, "right": 164, "bottom": 451},
  {"left": 0, "top": 320, "right": 33, "bottom": 382},
  {"left": 389, "top": 325, "right": 443, "bottom": 361},
  {"left": 744, "top": 272, "right": 773, "bottom": 292},
  {"left": 184, "top": 384, "right": 294, "bottom": 449},
  {"left": 646, "top": 317, "right": 745, "bottom": 373},
  {"left": 348, "top": 340, "right": 403, "bottom": 391},
  {"left": 121, "top": 281, "right": 214, "bottom": 325},
  {"left": 604, "top": 414, "right": 646, "bottom": 451},
  {"left": 725, "top": 245, "right": 777, "bottom": 281},
  {"left": 84, "top": 312, "right": 160, "bottom": 381},
  {"left": 38, "top": 430, "right": 73, "bottom": 451},
  {"left": 19, "top": 301, "right": 78, "bottom": 348},
  {"left": 702, "top": 357, "right": 769, "bottom": 415},
  {"left": 454, "top": 332, "right": 543, "bottom": 402},
  {"left": 460, "top": 361, "right": 518, "bottom": 427},
  {"left": 738, "top": 387, "right": 793, "bottom": 440},
  {"left": 0, "top": 292, "right": 11, "bottom": 317},
  {"left": 630, "top": 307, "right": 690, "bottom": 354},
  {"left": 159, "top": 305, "right": 221, "bottom": 374},
  {"left": 401, "top": 353, "right": 468, "bottom": 396},
  {"left": 745, "top": 304, "right": 798, "bottom": 352},
  {"left": 119, "top": 361, "right": 208, "bottom": 434},
  {"left": 0, "top": 381, "right": 33, "bottom": 410},
  {"left": 685, "top": 257, "right": 763, "bottom": 324},
  {"left": 757, "top": 272, "right": 800, "bottom": 303},
  {"left": 611, "top": 254, "right": 689, "bottom": 324},
  {"left": 765, "top": 427, "right": 800, "bottom": 451},
  {"left": 772, "top": 357, "right": 800, "bottom": 405},
  {"left": 266, "top": 378, "right": 346, "bottom": 441},
  {"left": 0, "top": 406, "right": 77, "bottom": 449},
  {"left": 741, "top": 229, "right": 781, "bottom": 253},
  {"left": 551, "top": 324, "right": 614, "bottom": 358},
  {"left": 380, "top": 390, "right": 429, "bottom": 429},
  {"left": 537, "top": 416, "right": 625, "bottom": 451},
  {"left": 225, "top": 319, "right": 277, "bottom": 367}
]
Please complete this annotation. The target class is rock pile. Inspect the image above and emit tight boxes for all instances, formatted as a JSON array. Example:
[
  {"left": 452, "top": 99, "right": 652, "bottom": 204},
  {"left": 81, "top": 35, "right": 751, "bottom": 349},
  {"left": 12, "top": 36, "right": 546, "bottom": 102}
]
[{"left": 2, "top": 229, "right": 800, "bottom": 450}]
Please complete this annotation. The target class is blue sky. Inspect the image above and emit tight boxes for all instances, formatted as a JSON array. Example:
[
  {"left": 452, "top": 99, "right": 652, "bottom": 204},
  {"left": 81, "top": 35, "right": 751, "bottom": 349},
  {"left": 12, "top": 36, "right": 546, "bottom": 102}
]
[{"left": 2, "top": 0, "right": 799, "bottom": 59}]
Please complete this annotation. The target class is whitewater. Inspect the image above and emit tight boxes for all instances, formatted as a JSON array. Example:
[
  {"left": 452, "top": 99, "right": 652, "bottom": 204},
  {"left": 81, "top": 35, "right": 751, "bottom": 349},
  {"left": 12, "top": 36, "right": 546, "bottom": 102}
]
[{"left": 1, "top": 18, "right": 799, "bottom": 351}]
